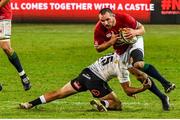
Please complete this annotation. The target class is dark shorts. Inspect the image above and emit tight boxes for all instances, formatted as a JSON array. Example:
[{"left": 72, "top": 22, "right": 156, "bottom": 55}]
[
  {"left": 71, "top": 68, "right": 113, "bottom": 98},
  {"left": 130, "top": 49, "right": 144, "bottom": 65}
]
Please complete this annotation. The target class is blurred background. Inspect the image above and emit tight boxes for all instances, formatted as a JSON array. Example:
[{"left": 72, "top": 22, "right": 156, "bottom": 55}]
[{"left": 11, "top": 0, "right": 180, "bottom": 24}]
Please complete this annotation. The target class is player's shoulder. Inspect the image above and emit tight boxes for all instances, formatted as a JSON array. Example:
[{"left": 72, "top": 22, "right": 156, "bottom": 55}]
[
  {"left": 94, "top": 21, "right": 100, "bottom": 30},
  {"left": 115, "top": 12, "right": 136, "bottom": 28},
  {"left": 1, "top": 1, "right": 11, "bottom": 10},
  {"left": 115, "top": 12, "right": 133, "bottom": 20},
  {"left": 94, "top": 21, "right": 106, "bottom": 32}
]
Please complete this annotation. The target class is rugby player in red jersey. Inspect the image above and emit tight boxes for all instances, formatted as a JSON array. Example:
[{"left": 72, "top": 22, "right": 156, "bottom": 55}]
[
  {"left": 0, "top": 0, "right": 31, "bottom": 91},
  {"left": 94, "top": 8, "right": 174, "bottom": 110}
]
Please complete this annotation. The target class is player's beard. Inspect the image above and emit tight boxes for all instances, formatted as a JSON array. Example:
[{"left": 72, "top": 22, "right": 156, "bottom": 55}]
[
  {"left": 105, "top": 19, "right": 116, "bottom": 29},
  {"left": 105, "top": 25, "right": 111, "bottom": 29}
]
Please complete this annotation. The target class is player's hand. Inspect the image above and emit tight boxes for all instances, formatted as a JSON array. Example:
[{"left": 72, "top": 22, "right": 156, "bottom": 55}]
[
  {"left": 110, "top": 31, "right": 120, "bottom": 45},
  {"left": 128, "top": 93, "right": 137, "bottom": 99},
  {"left": 142, "top": 78, "right": 152, "bottom": 89},
  {"left": 122, "top": 28, "right": 136, "bottom": 39}
]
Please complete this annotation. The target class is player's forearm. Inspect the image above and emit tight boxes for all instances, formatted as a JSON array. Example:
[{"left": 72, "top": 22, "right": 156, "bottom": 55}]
[
  {"left": 128, "top": 67, "right": 148, "bottom": 83},
  {"left": 96, "top": 35, "right": 119, "bottom": 52},
  {"left": 135, "top": 24, "right": 145, "bottom": 36},
  {"left": 0, "top": 0, "right": 9, "bottom": 8},
  {"left": 124, "top": 87, "right": 146, "bottom": 96},
  {"left": 95, "top": 41, "right": 112, "bottom": 52}
]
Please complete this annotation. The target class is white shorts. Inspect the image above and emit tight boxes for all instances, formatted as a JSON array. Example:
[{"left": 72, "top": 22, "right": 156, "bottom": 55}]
[
  {"left": 0, "top": 20, "right": 11, "bottom": 41},
  {"left": 116, "top": 36, "right": 144, "bottom": 67}
]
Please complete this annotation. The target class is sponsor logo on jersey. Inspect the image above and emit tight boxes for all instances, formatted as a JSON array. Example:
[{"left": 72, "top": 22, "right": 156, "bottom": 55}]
[
  {"left": 82, "top": 73, "right": 91, "bottom": 79},
  {"left": 106, "top": 33, "right": 111, "bottom": 38}
]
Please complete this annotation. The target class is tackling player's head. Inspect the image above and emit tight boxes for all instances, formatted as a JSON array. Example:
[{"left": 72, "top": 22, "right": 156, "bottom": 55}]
[{"left": 98, "top": 8, "right": 116, "bottom": 29}]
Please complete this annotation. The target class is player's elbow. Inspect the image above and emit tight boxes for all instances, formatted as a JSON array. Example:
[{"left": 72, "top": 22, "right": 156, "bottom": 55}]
[
  {"left": 124, "top": 87, "right": 134, "bottom": 96},
  {"left": 121, "top": 82, "right": 133, "bottom": 96},
  {"left": 124, "top": 89, "right": 132, "bottom": 96},
  {"left": 126, "top": 91, "right": 132, "bottom": 96},
  {"left": 142, "top": 28, "right": 145, "bottom": 35},
  {"left": 141, "top": 24, "right": 146, "bottom": 35},
  {"left": 96, "top": 49, "right": 103, "bottom": 53},
  {"left": 95, "top": 47, "right": 103, "bottom": 53},
  {"left": 137, "top": 22, "right": 145, "bottom": 35}
]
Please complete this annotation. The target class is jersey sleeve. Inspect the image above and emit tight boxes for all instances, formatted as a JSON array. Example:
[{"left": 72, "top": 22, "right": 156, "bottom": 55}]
[
  {"left": 117, "top": 68, "right": 130, "bottom": 83},
  {"left": 94, "top": 23, "right": 106, "bottom": 47}
]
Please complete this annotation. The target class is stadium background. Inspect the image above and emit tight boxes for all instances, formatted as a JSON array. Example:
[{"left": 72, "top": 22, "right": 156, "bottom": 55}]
[
  {"left": 12, "top": 0, "right": 180, "bottom": 23},
  {"left": 0, "top": 0, "right": 180, "bottom": 119}
]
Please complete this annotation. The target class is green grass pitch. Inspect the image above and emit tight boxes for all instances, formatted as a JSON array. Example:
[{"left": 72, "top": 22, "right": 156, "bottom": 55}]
[{"left": 0, "top": 24, "right": 179, "bottom": 118}]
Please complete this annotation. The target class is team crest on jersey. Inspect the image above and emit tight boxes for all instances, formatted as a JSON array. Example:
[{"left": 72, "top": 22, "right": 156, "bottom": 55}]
[
  {"left": 106, "top": 33, "right": 111, "bottom": 38},
  {"left": 91, "top": 89, "right": 100, "bottom": 97}
]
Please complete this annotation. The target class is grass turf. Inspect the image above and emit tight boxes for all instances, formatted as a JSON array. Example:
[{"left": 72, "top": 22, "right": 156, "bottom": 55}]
[{"left": 0, "top": 24, "right": 179, "bottom": 118}]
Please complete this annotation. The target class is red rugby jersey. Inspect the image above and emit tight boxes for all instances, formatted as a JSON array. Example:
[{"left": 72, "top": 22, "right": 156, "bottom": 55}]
[
  {"left": 94, "top": 13, "right": 137, "bottom": 55},
  {"left": 0, "top": 0, "right": 12, "bottom": 20}
]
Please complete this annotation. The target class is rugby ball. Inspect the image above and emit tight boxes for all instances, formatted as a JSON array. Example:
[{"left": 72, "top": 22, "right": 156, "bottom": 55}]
[{"left": 119, "top": 30, "right": 137, "bottom": 44}]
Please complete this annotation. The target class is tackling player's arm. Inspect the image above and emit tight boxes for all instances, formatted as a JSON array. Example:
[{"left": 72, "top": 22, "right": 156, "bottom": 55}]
[
  {"left": 0, "top": 0, "right": 9, "bottom": 8},
  {"left": 95, "top": 31, "right": 119, "bottom": 52},
  {"left": 135, "top": 22, "right": 145, "bottom": 36},
  {"left": 120, "top": 81, "right": 150, "bottom": 97},
  {"left": 119, "top": 66, "right": 151, "bottom": 97}
]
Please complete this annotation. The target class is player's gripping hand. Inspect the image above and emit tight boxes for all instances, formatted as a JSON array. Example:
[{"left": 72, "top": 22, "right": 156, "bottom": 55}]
[
  {"left": 109, "top": 31, "right": 120, "bottom": 45},
  {"left": 121, "top": 28, "right": 136, "bottom": 39},
  {"left": 143, "top": 78, "right": 152, "bottom": 89}
]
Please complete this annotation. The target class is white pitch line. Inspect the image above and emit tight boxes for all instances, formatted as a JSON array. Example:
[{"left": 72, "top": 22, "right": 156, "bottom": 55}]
[
  {"left": 0, "top": 100, "right": 150, "bottom": 108},
  {"left": 0, "top": 100, "right": 175, "bottom": 110},
  {"left": 36, "top": 100, "right": 150, "bottom": 106}
]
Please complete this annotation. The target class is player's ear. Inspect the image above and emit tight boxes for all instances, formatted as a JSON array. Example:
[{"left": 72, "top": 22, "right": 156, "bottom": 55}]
[{"left": 110, "top": 13, "right": 115, "bottom": 17}]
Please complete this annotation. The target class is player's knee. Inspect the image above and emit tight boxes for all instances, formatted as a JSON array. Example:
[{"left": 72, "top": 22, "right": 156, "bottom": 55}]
[
  {"left": 111, "top": 100, "right": 122, "bottom": 110},
  {"left": 2, "top": 46, "right": 13, "bottom": 55},
  {"left": 114, "top": 101, "right": 122, "bottom": 110},
  {"left": 133, "top": 61, "right": 144, "bottom": 69},
  {"left": 115, "top": 101, "right": 122, "bottom": 110},
  {"left": 125, "top": 91, "right": 132, "bottom": 96}
]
